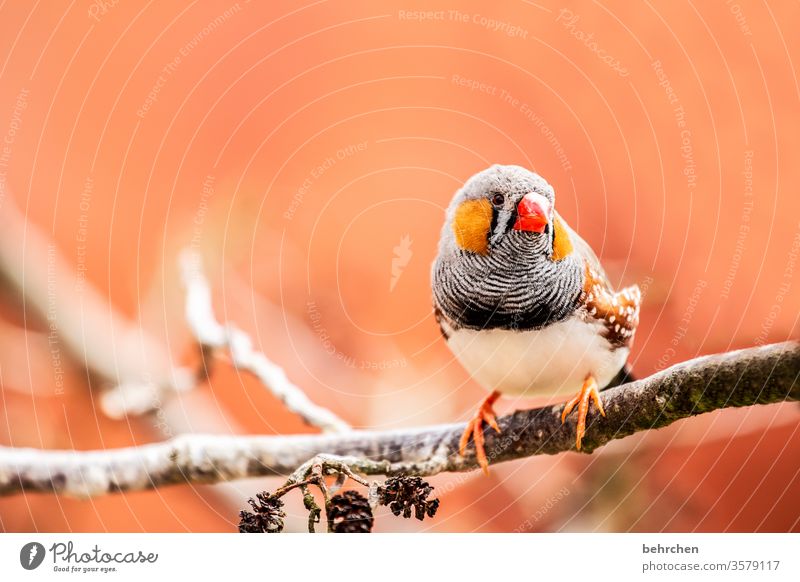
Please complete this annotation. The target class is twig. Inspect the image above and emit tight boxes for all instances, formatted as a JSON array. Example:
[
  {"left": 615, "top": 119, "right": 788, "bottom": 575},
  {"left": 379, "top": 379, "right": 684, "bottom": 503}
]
[
  {"left": 178, "top": 250, "right": 350, "bottom": 433},
  {"left": 270, "top": 454, "right": 370, "bottom": 532},
  {"left": 0, "top": 341, "right": 796, "bottom": 498}
]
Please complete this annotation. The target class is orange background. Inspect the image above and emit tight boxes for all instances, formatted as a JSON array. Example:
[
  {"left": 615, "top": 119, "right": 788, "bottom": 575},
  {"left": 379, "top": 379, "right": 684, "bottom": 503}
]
[{"left": 1, "top": 0, "right": 799, "bottom": 532}]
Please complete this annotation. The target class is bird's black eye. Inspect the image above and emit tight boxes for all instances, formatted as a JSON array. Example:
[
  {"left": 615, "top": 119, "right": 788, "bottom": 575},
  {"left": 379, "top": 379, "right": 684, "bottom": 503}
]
[{"left": 491, "top": 193, "right": 505, "bottom": 207}]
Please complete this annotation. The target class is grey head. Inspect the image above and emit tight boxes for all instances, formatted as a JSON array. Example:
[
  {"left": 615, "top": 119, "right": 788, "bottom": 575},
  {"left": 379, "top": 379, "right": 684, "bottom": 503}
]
[{"left": 432, "top": 164, "right": 584, "bottom": 331}]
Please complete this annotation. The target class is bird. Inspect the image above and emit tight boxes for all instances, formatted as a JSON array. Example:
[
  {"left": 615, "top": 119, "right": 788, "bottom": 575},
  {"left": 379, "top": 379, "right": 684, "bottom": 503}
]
[{"left": 431, "top": 164, "right": 641, "bottom": 473}]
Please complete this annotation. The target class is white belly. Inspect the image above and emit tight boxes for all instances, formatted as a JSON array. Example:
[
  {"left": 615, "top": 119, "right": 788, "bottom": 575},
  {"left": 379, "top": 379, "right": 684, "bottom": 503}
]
[{"left": 446, "top": 316, "right": 629, "bottom": 398}]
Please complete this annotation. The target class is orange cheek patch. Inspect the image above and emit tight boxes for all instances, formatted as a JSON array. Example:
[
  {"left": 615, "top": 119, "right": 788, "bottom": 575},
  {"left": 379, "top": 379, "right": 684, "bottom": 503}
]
[
  {"left": 453, "top": 198, "right": 493, "bottom": 255},
  {"left": 551, "top": 214, "right": 574, "bottom": 261}
]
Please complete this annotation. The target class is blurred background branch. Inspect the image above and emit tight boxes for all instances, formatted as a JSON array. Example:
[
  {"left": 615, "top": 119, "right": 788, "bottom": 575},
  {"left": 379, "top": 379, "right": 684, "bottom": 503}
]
[
  {"left": 1, "top": 341, "right": 796, "bottom": 498},
  {"left": 0, "top": 194, "right": 194, "bottom": 416},
  {"left": 0, "top": 195, "right": 347, "bottom": 432}
]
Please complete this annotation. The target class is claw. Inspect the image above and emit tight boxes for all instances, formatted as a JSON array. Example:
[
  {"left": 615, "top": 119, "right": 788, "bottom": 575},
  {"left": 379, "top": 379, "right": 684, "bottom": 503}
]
[
  {"left": 561, "top": 375, "right": 605, "bottom": 450},
  {"left": 459, "top": 391, "right": 501, "bottom": 474}
]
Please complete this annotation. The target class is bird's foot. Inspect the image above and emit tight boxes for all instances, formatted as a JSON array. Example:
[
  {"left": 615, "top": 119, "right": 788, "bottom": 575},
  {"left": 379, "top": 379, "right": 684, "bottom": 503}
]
[
  {"left": 561, "top": 375, "right": 605, "bottom": 450},
  {"left": 459, "top": 390, "right": 501, "bottom": 474}
]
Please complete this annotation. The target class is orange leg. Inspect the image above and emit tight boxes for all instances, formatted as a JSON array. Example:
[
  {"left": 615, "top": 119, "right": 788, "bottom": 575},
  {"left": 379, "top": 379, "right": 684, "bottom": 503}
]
[
  {"left": 560, "top": 375, "right": 606, "bottom": 450},
  {"left": 459, "top": 391, "right": 501, "bottom": 475}
]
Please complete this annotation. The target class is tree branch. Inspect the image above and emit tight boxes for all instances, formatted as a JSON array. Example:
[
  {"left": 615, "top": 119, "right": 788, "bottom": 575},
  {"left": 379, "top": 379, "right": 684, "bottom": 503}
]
[{"left": 1, "top": 341, "right": 797, "bottom": 498}]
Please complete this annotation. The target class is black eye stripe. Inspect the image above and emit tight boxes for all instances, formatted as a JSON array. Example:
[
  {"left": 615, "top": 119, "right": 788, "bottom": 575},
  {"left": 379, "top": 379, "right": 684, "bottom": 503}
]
[{"left": 488, "top": 205, "right": 499, "bottom": 242}]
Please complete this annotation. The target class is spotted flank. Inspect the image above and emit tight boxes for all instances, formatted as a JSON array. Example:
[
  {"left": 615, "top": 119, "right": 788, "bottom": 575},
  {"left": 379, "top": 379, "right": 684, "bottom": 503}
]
[{"left": 580, "top": 263, "right": 641, "bottom": 348}]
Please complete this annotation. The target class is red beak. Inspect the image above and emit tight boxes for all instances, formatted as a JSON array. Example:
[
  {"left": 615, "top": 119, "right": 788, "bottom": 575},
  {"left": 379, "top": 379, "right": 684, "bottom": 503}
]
[{"left": 513, "top": 192, "right": 550, "bottom": 233}]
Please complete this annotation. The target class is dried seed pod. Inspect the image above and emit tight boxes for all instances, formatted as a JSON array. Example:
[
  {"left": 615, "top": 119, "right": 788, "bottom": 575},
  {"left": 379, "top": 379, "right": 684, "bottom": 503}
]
[
  {"left": 328, "top": 490, "right": 374, "bottom": 533},
  {"left": 376, "top": 476, "right": 440, "bottom": 521},
  {"left": 238, "top": 492, "right": 285, "bottom": 533}
]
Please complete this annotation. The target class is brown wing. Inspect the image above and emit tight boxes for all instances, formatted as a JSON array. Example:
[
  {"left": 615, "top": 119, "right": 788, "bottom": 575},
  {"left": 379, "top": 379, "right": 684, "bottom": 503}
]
[
  {"left": 554, "top": 213, "right": 641, "bottom": 347},
  {"left": 581, "top": 264, "right": 641, "bottom": 348}
]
